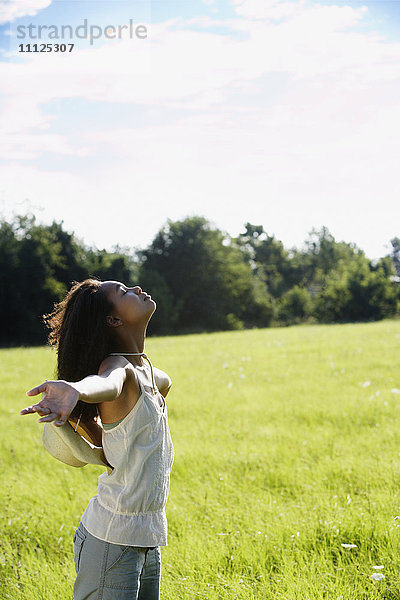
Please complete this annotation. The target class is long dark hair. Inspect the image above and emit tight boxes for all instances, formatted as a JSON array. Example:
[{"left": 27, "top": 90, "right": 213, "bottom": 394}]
[{"left": 44, "top": 279, "right": 114, "bottom": 421}]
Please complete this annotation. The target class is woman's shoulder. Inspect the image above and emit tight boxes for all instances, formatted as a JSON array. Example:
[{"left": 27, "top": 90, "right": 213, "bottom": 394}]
[
  {"left": 153, "top": 367, "right": 172, "bottom": 397},
  {"left": 98, "top": 354, "right": 133, "bottom": 374},
  {"left": 97, "top": 358, "right": 141, "bottom": 425}
]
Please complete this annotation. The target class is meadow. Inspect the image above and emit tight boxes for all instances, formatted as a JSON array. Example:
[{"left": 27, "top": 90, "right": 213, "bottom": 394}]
[{"left": 1, "top": 319, "right": 400, "bottom": 599}]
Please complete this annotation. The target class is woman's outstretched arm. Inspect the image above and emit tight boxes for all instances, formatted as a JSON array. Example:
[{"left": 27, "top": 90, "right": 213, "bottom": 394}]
[{"left": 20, "top": 356, "right": 132, "bottom": 427}]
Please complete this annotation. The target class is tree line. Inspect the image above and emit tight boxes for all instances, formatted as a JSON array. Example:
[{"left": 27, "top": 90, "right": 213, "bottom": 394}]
[{"left": 1, "top": 214, "right": 399, "bottom": 345}]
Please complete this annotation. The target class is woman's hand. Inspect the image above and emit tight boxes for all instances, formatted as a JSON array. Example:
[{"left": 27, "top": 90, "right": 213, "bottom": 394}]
[
  {"left": 21, "top": 357, "right": 130, "bottom": 426},
  {"left": 21, "top": 380, "right": 80, "bottom": 426}
]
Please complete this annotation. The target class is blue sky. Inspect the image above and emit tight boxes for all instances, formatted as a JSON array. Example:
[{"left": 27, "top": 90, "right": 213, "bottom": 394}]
[{"left": 0, "top": 0, "right": 399, "bottom": 259}]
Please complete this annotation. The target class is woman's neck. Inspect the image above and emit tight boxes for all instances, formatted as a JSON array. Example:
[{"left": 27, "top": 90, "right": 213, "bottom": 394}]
[{"left": 112, "top": 329, "right": 146, "bottom": 365}]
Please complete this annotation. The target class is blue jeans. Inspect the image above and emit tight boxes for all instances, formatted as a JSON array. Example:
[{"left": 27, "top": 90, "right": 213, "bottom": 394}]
[{"left": 73, "top": 522, "right": 161, "bottom": 600}]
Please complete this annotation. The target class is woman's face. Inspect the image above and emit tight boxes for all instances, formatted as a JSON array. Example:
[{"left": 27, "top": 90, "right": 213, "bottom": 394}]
[{"left": 101, "top": 280, "right": 156, "bottom": 327}]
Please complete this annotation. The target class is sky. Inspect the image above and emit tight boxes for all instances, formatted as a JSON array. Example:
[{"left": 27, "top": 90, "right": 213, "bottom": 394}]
[{"left": 0, "top": 0, "right": 399, "bottom": 259}]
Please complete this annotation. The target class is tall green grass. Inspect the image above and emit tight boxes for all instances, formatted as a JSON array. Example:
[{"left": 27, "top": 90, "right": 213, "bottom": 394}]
[{"left": 1, "top": 320, "right": 400, "bottom": 599}]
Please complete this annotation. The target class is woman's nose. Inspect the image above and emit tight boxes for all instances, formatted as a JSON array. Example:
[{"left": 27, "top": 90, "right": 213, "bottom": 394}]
[{"left": 132, "top": 286, "right": 142, "bottom": 294}]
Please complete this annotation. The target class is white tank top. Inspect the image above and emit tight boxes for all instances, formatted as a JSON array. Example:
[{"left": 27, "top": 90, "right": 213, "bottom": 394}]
[{"left": 81, "top": 366, "right": 174, "bottom": 547}]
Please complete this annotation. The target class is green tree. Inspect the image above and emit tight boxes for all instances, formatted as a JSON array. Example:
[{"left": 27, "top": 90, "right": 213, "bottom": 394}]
[
  {"left": 137, "top": 269, "right": 178, "bottom": 335},
  {"left": 291, "top": 227, "right": 360, "bottom": 290},
  {"left": 0, "top": 215, "right": 67, "bottom": 344},
  {"left": 390, "top": 237, "right": 400, "bottom": 279},
  {"left": 0, "top": 219, "right": 23, "bottom": 343},
  {"left": 46, "top": 221, "right": 89, "bottom": 285},
  {"left": 235, "top": 223, "right": 294, "bottom": 297},
  {"left": 87, "top": 248, "right": 134, "bottom": 284},
  {"left": 315, "top": 253, "right": 399, "bottom": 322},
  {"left": 139, "top": 217, "right": 274, "bottom": 333},
  {"left": 278, "top": 286, "right": 314, "bottom": 325},
  {"left": 0, "top": 215, "right": 138, "bottom": 345}
]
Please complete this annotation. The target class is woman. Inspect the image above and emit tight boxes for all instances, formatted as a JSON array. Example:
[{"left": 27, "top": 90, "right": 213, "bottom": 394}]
[{"left": 20, "top": 279, "right": 174, "bottom": 600}]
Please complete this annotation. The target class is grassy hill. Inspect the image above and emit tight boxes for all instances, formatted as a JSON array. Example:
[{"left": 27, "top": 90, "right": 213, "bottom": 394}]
[{"left": 1, "top": 320, "right": 400, "bottom": 599}]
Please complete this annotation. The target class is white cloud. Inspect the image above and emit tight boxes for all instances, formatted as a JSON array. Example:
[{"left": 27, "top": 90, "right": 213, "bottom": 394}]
[
  {"left": 0, "top": 0, "right": 53, "bottom": 25},
  {"left": 1, "top": 86, "right": 399, "bottom": 258},
  {"left": 233, "top": 0, "right": 307, "bottom": 21},
  {"left": 0, "top": 1, "right": 399, "bottom": 257},
  {"left": 233, "top": 0, "right": 369, "bottom": 29},
  {"left": 2, "top": 4, "right": 397, "bottom": 109},
  {"left": 0, "top": 132, "right": 89, "bottom": 160},
  {"left": 2, "top": 5, "right": 399, "bottom": 157}
]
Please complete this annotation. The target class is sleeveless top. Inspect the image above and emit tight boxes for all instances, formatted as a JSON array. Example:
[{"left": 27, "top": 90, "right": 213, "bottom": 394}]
[{"left": 81, "top": 365, "right": 174, "bottom": 547}]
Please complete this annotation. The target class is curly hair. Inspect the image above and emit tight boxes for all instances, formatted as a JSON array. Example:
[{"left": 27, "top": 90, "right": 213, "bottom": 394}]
[{"left": 44, "top": 279, "right": 114, "bottom": 421}]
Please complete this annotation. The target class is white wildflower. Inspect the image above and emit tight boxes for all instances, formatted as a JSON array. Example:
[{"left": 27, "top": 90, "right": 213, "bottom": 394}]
[
  {"left": 341, "top": 543, "right": 357, "bottom": 549},
  {"left": 392, "top": 388, "right": 400, "bottom": 394},
  {"left": 361, "top": 381, "right": 371, "bottom": 388},
  {"left": 372, "top": 565, "right": 384, "bottom": 569},
  {"left": 371, "top": 573, "right": 385, "bottom": 581}
]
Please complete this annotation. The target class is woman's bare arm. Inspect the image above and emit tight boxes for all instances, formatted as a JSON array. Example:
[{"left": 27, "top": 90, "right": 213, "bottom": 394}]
[{"left": 21, "top": 356, "right": 131, "bottom": 426}]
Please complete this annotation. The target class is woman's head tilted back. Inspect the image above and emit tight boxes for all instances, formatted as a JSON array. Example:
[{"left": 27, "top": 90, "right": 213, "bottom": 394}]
[
  {"left": 44, "top": 278, "right": 114, "bottom": 420},
  {"left": 44, "top": 278, "right": 156, "bottom": 421}
]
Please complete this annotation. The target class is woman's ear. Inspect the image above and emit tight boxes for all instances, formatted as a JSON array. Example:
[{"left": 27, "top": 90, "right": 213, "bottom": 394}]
[{"left": 106, "top": 315, "right": 123, "bottom": 328}]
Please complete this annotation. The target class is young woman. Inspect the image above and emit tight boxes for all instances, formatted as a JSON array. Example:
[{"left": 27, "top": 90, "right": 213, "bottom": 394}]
[{"left": 20, "top": 279, "right": 174, "bottom": 600}]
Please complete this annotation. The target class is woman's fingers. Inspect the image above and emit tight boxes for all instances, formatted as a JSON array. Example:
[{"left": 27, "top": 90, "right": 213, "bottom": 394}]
[
  {"left": 34, "top": 406, "right": 51, "bottom": 416},
  {"left": 22, "top": 380, "right": 78, "bottom": 424},
  {"left": 21, "top": 404, "right": 66, "bottom": 425},
  {"left": 20, "top": 404, "right": 51, "bottom": 415},
  {"left": 20, "top": 406, "right": 37, "bottom": 415},
  {"left": 26, "top": 382, "right": 48, "bottom": 397},
  {"left": 38, "top": 414, "right": 67, "bottom": 426},
  {"left": 38, "top": 412, "right": 61, "bottom": 424}
]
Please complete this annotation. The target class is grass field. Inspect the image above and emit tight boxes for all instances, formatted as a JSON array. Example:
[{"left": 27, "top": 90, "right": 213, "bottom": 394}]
[{"left": 1, "top": 320, "right": 400, "bottom": 599}]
